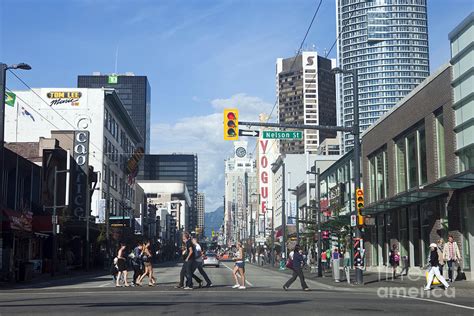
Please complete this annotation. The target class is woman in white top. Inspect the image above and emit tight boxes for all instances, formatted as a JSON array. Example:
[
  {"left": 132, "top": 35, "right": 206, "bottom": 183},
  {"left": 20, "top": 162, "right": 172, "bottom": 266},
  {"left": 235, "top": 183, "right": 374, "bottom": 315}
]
[{"left": 232, "top": 242, "right": 246, "bottom": 289}]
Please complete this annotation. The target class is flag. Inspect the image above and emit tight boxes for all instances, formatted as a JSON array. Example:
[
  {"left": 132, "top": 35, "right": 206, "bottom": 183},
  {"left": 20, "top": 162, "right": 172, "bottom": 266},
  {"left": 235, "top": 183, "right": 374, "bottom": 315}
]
[
  {"left": 21, "top": 106, "right": 35, "bottom": 122},
  {"left": 5, "top": 92, "right": 16, "bottom": 107}
]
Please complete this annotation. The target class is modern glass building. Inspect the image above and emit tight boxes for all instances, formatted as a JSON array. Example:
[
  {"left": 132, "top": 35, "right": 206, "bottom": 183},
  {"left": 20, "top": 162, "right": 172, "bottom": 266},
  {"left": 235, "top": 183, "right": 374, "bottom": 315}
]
[
  {"left": 449, "top": 13, "right": 474, "bottom": 171},
  {"left": 138, "top": 154, "right": 199, "bottom": 231},
  {"left": 78, "top": 73, "right": 151, "bottom": 154},
  {"left": 336, "top": 0, "right": 430, "bottom": 151}
]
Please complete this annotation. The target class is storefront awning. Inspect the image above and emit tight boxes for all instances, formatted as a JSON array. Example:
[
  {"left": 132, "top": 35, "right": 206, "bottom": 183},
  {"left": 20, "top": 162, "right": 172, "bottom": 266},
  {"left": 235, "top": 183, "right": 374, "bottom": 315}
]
[
  {"left": 363, "top": 189, "right": 445, "bottom": 214},
  {"left": 363, "top": 169, "right": 474, "bottom": 214},
  {"left": 426, "top": 169, "right": 474, "bottom": 190},
  {"left": 1, "top": 208, "right": 33, "bottom": 232}
]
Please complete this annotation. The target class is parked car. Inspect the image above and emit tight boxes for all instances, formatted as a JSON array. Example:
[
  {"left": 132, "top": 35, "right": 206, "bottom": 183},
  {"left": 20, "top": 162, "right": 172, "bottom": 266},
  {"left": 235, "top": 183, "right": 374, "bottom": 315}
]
[{"left": 203, "top": 252, "right": 220, "bottom": 268}]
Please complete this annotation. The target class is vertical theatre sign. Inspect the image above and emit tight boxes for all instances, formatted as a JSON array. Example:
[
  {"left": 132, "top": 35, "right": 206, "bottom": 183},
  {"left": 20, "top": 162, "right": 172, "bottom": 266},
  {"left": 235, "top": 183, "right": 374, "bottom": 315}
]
[
  {"left": 72, "top": 131, "right": 90, "bottom": 218},
  {"left": 259, "top": 140, "right": 270, "bottom": 214}
]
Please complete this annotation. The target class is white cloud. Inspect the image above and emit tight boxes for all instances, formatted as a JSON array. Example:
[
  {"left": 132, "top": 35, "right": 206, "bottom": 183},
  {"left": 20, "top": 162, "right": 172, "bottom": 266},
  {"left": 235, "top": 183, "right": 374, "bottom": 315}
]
[{"left": 151, "top": 93, "right": 272, "bottom": 212}]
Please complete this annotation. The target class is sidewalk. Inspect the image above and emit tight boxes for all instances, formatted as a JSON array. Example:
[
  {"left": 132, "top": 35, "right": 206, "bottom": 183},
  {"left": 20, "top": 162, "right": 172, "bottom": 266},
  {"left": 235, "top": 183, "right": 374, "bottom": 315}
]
[
  {"left": 0, "top": 268, "right": 107, "bottom": 290},
  {"left": 250, "top": 261, "right": 474, "bottom": 294}
]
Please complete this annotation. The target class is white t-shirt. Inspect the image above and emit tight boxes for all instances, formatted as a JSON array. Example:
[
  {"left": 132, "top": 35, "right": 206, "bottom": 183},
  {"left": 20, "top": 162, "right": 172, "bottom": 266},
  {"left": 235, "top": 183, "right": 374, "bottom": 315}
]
[{"left": 195, "top": 244, "right": 203, "bottom": 262}]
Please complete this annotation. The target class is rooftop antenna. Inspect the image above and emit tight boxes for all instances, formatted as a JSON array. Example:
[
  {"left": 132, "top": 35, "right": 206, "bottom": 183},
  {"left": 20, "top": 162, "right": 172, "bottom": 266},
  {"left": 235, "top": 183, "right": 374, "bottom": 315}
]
[{"left": 114, "top": 46, "right": 119, "bottom": 74}]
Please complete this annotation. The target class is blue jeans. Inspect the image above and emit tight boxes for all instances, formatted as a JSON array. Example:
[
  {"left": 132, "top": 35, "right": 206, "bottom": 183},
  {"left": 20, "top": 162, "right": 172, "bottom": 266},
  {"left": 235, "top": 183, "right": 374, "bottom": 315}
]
[{"left": 447, "top": 260, "right": 456, "bottom": 281}]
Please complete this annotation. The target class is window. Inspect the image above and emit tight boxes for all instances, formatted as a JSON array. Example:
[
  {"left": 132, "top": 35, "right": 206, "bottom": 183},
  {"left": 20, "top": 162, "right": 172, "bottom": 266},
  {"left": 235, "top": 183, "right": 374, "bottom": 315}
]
[
  {"left": 395, "top": 125, "right": 427, "bottom": 193},
  {"left": 396, "top": 139, "right": 407, "bottom": 193},
  {"left": 418, "top": 128, "right": 427, "bottom": 184},
  {"left": 407, "top": 133, "right": 417, "bottom": 189},
  {"left": 369, "top": 149, "right": 388, "bottom": 203},
  {"left": 436, "top": 113, "right": 446, "bottom": 178}
]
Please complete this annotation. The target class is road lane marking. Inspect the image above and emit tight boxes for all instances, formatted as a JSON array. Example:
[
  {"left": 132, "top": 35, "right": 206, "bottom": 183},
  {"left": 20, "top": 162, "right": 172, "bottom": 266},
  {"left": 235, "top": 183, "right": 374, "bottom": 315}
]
[
  {"left": 222, "top": 262, "right": 253, "bottom": 287},
  {"left": 391, "top": 294, "right": 474, "bottom": 311},
  {"left": 99, "top": 282, "right": 112, "bottom": 287}
]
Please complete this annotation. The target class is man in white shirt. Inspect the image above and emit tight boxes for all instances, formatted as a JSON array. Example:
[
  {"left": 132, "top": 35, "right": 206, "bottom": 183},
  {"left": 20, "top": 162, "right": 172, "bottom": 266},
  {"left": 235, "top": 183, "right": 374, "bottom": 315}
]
[{"left": 192, "top": 238, "right": 213, "bottom": 287}]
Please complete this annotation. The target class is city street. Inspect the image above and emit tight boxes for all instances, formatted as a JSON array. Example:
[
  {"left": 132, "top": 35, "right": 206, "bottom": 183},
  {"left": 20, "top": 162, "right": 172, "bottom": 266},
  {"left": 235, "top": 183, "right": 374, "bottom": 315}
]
[{"left": 1, "top": 262, "right": 473, "bottom": 316}]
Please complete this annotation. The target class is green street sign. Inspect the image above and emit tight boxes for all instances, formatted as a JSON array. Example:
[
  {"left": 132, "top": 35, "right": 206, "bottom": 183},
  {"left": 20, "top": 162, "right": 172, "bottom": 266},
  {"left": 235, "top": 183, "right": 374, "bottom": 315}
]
[
  {"left": 262, "top": 131, "right": 303, "bottom": 140},
  {"left": 108, "top": 75, "right": 118, "bottom": 84}
]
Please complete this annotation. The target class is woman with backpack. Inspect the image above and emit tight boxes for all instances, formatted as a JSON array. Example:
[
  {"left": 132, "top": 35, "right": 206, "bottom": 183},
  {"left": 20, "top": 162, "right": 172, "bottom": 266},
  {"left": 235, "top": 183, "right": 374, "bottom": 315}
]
[
  {"left": 389, "top": 244, "right": 400, "bottom": 279},
  {"left": 283, "top": 245, "right": 310, "bottom": 291}
]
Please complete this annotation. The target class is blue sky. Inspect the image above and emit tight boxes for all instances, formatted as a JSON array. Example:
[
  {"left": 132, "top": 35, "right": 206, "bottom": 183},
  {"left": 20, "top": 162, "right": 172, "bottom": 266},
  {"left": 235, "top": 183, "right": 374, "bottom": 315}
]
[{"left": 1, "top": 0, "right": 473, "bottom": 211}]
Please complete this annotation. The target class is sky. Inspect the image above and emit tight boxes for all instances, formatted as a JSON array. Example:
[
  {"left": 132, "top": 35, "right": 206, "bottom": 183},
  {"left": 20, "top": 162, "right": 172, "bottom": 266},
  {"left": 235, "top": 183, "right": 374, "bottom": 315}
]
[{"left": 1, "top": 0, "right": 473, "bottom": 212}]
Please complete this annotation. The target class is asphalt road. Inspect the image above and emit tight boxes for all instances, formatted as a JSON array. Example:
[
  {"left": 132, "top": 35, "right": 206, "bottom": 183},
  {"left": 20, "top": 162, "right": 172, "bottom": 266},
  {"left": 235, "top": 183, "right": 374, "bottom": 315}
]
[{"left": 0, "top": 261, "right": 473, "bottom": 316}]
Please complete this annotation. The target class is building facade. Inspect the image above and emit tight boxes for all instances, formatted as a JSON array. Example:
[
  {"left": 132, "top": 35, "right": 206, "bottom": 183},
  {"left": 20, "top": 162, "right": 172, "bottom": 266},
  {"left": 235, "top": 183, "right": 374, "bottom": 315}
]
[
  {"left": 137, "top": 180, "right": 191, "bottom": 244},
  {"left": 4, "top": 88, "right": 143, "bottom": 226},
  {"left": 197, "top": 192, "right": 205, "bottom": 235},
  {"left": 361, "top": 64, "right": 474, "bottom": 280},
  {"left": 224, "top": 142, "right": 257, "bottom": 246},
  {"left": 449, "top": 13, "right": 474, "bottom": 171},
  {"left": 317, "top": 136, "right": 342, "bottom": 156},
  {"left": 78, "top": 73, "right": 151, "bottom": 153},
  {"left": 277, "top": 52, "right": 337, "bottom": 154},
  {"left": 138, "top": 154, "right": 198, "bottom": 232},
  {"left": 336, "top": 0, "right": 430, "bottom": 150}
]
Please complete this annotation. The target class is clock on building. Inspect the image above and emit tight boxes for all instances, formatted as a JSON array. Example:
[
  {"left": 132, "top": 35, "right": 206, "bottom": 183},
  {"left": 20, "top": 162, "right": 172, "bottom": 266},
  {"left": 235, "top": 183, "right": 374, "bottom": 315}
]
[{"left": 235, "top": 147, "right": 247, "bottom": 158}]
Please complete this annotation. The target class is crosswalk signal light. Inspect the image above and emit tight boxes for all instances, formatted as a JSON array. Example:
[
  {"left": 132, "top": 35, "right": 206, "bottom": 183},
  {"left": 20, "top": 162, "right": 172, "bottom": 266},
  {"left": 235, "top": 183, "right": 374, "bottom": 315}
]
[
  {"left": 224, "top": 109, "right": 239, "bottom": 141},
  {"left": 356, "top": 188, "right": 364, "bottom": 226}
]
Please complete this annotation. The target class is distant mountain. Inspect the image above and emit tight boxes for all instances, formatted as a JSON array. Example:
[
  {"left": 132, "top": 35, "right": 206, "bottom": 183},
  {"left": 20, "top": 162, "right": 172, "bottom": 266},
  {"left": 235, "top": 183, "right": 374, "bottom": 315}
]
[{"left": 204, "top": 206, "right": 224, "bottom": 237}]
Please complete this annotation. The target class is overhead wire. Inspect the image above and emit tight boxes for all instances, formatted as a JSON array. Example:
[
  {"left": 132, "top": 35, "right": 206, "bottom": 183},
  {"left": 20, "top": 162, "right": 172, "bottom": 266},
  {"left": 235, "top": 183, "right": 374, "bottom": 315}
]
[{"left": 251, "top": 0, "right": 324, "bottom": 158}]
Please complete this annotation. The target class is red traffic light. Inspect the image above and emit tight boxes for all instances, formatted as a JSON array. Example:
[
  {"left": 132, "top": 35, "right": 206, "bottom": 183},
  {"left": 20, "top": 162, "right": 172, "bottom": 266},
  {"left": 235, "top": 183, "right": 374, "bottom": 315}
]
[{"left": 227, "top": 112, "right": 236, "bottom": 120}]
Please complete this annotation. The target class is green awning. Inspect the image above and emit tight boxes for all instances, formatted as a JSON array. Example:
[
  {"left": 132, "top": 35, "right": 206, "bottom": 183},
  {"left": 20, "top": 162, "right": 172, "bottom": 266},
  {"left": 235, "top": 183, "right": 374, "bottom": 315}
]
[
  {"left": 427, "top": 169, "right": 474, "bottom": 190},
  {"left": 363, "top": 189, "right": 444, "bottom": 214},
  {"left": 363, "top": 169, "right": 474, "bottom": 215}
]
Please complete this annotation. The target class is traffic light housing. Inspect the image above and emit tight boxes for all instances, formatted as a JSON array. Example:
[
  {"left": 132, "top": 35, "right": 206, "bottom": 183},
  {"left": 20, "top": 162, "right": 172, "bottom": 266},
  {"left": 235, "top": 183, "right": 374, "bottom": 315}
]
[
  {"left": 223, "top": 109, "right": 239, "bottom": 141},
  {"left": 356, "top": 188, "right": 364, "bottom": 226}
]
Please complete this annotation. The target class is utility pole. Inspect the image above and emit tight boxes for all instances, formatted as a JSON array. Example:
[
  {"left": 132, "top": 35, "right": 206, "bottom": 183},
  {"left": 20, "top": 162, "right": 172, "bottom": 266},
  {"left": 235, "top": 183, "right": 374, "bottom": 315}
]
[
  {"left": 315, "top": 167, "right": 322, "bottom": 278},
  {"left": 281, "top": 161, "right": 287, "bottom": 262}
]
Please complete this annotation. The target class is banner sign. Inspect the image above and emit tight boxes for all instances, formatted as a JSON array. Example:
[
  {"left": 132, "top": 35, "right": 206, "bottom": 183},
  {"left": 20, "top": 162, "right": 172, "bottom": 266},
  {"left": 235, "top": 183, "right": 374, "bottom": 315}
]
[{"left": 72, "top": 131, "right": 90, "bottom": 218}]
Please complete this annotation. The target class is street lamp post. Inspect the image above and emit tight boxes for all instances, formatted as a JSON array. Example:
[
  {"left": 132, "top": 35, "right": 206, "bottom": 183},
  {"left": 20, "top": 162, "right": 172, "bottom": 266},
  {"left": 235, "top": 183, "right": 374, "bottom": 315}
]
[
  {"left": 0, "top": 62, "right": 31, "bottom": 202},
  {"left": 332, "top": 66, "right": 363, "bottom": 284},
  {"left": 288, "top": 187, "right": 299, "bottom": 245}
]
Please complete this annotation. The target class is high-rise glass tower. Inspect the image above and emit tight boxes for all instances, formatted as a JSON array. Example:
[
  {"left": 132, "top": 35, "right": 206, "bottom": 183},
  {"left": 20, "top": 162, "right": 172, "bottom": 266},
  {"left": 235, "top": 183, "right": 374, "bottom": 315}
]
[{"left": 336, "top": 0, "right": 430, "bottom": 150}]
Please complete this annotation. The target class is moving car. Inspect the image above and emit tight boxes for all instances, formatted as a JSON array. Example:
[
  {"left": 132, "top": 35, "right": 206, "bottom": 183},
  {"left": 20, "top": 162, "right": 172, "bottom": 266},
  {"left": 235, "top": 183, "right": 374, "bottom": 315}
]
[{"left": 203, "top": 252, "right": 220, "bottom": 268}]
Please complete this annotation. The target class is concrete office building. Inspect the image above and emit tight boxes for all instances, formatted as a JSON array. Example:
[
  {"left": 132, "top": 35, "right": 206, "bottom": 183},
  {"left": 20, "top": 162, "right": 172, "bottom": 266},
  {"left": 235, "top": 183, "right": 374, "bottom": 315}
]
[
  {"left": 224, "top": 142, "right": 257, "bottom": 246},
  {"left": 271, "top": 154, "right": 341, "bottom": 238},
  {"left": 78, "top": 73, "right": 151, "bottom": 153},
  {"left": 137, "top": 180, "right": 192, "bottom": 243},
  {"left": 4, "top": 88, "right": 143, "bottom": 222},
  {"left": 197, "top": 192, "right": 205, "bottom": 235},
  {"left": 139, "top": 154, "right": 198, "bottom": 232},
  {"left": 336, "top": 0, "right": 430, "bottom": 151},
  {"left": 276, "top": 51, "right": 337, "bottom": 154}
]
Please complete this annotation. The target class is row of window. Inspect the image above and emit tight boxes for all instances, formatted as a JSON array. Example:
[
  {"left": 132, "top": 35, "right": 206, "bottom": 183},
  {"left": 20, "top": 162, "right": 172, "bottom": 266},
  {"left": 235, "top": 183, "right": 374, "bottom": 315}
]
[{"left": 368, "top": 112, "right": 446, "bottom": 203}]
